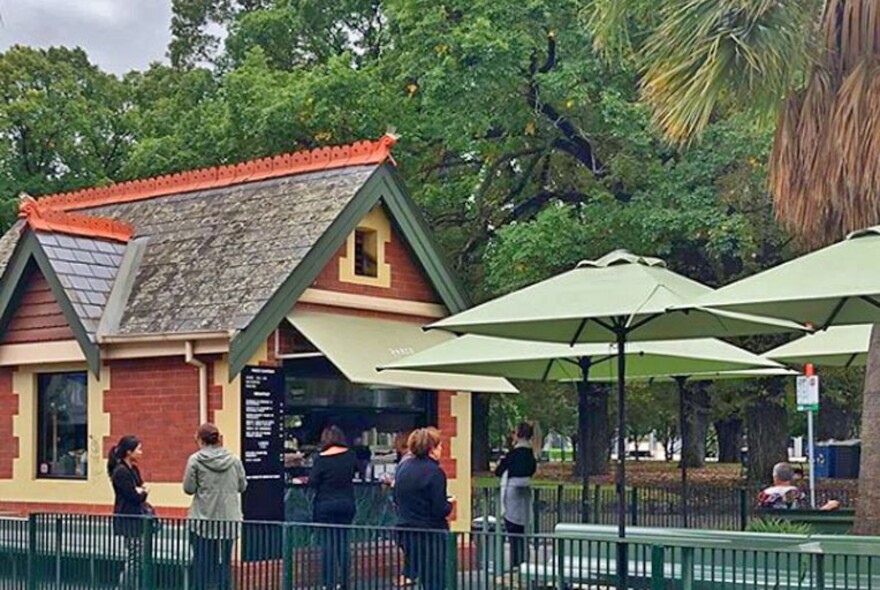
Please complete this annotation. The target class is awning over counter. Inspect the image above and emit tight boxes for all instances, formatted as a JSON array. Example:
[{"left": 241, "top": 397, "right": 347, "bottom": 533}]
[{"left": 287, "top": 309, "right": 518, "bottom": 393}]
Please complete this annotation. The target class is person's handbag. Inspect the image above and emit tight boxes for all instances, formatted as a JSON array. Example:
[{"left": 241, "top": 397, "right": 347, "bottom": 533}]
[{"left": 142, "top": 502, "right": 162, "bottom": 532}]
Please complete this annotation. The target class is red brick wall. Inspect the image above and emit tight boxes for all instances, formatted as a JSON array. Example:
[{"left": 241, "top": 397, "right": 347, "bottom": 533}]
[
  {"left": 312, "top": 223, "right": 441, "bottom": 304},
  {"left": 104, "top": 357, "right": 201, "bottom": 483},
  {"left": 0, "top": 367, "right": 18, "bottom": 479},
  {"left": 0, "top": 265, "right": 75, "bottom": 344}
]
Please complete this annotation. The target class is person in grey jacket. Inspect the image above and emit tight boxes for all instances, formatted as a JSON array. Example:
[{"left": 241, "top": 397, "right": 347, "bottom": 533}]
[{"left": 183, "top": 423, "right": 247, "bottom": 590}]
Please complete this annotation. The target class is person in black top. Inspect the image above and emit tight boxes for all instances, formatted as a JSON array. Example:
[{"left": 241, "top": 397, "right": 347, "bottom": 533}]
[
  {"left": 107, "top": 435, "right": 148, "bottom": 590},
  {"left": 309, "top": 426, "right": 357, "bottom": 590},
  {"left": 393, "top": 428, "right": 452, "bottom": 590},
  {"left": 495, "top": 422, "right": 538, "bottom": 568}
]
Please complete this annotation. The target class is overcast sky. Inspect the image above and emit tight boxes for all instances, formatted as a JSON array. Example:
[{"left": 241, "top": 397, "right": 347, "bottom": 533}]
[{"left": 0, "top": 0, "right": 172, "bottom": 75}]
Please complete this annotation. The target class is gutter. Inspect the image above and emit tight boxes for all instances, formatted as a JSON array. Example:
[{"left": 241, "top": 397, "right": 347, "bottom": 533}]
[
  {"left": 185, "top": 341, "right": 208, "bottom": 426},
  {"left": 98, "top": 331, "right": 234, "bottom": 344}
]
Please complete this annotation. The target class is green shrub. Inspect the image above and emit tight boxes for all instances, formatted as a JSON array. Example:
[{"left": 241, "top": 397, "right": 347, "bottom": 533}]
[{"left": 746, "top": 517, "right": 815, "bottom": 535}]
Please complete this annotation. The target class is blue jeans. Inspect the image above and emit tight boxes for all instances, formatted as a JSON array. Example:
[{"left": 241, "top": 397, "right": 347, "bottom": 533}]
[{"left": 191, "top": 534, "right": 233, "bottom": 590}]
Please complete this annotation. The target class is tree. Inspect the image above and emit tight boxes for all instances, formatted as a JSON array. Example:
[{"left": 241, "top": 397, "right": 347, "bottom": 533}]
[
  {"left": 0, "top": 46, "right": 135, "bottom": 214},
  {"left": 587, "top": 0, "right": 880, "bottom": 534}
]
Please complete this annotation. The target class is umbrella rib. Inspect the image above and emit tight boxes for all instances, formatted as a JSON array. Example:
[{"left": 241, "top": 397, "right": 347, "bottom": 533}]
[
  {"left": 859, "top": 295, "right": 880, "bottom": 311},
  {"left": 845, "top": 354, "right": 856, "bottom": 369},
  {"left": 627, "top": 312, "right": 662, "bottom": 333},
  {"left": 821, "top": 297, "right": 850, "bottom": 330},
  {"left": 541, "top": 359, "right": 557, "bottom": 382},
  {"left": 570, "top": 318, "right": 589, "bottom": 346}
]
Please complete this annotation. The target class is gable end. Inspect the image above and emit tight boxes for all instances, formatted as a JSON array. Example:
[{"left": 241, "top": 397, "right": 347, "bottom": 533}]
[{"left": 227, "top": 165, "right": 471, "bottom": 379}]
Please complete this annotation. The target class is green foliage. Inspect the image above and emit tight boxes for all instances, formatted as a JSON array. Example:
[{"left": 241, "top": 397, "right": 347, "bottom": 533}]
[
  {"left": 746, "top": 517, "right": 815, "bottom": 536},
  {"left": 0, "top": 46, "right": 135, "bottom": 212}
]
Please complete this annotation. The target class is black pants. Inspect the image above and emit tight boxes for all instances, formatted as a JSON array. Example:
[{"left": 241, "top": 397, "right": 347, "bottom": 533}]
[
  {"left": 504, "top": 520, "right": 526, "bottom": 567},
  {"left": 398, "top": 529, "right": 447, "bottom": 590},
  {"left": 191, "top": 534, "right": 233, "bottom": 590},
  {"left": 317, "top": 526, "right": 351, "bottom": 589}
]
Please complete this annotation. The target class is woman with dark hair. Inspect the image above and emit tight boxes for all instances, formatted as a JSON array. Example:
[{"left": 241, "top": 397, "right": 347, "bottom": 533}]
[
  {"left": 495, "top": 421, "right": 538, "bottom": 568},
  {"left": 107, "top": 435, "right": 147, "bottom": 590},
  {"left": 183, "top": 423, "right": 247, "bottom": 590},
  {"left": 309, "top": 425, "right": 356, "bottom": 590},
  {"left": 393, "top": 428, "right": 452, "bottom": 590}
]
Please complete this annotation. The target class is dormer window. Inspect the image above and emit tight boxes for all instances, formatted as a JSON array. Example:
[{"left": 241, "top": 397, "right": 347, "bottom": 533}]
[{"left": 354, "top": 228, "right": 379, "bottom": 277}]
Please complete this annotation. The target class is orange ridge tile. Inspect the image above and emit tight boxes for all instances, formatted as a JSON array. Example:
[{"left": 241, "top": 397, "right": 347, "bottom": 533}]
[
  {"left": 34, "top": 134, "right": 399, "bottom": 212},
  {"left": 19, "top": 197, "right": 133, "bottom": 243}
]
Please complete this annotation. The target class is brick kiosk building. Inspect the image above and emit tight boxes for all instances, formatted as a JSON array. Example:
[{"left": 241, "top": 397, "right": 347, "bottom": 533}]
[{"left": 0, "top": 135, "right": 513, "bottom": 530}]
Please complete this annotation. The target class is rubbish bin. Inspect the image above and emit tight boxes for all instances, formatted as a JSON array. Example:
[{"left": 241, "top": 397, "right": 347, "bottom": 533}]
[
  {"left": 829, "top": 440, "right": 861, "bottom": 479},
  {"left": 814, "top": 443, "right": 833, "bottom": 479},
  {"left": 472, "top": 516, "right": 498, "bottom": 570}
]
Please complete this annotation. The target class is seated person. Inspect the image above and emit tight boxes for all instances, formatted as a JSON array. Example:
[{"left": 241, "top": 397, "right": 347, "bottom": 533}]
[{"left": 757, "top": 462, "right": 840, "bottom": 511}]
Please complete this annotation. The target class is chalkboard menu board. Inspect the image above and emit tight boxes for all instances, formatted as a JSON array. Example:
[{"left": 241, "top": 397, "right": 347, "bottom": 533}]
[{"left": 241, "top": 365, "right": 284, "bottom": 522}]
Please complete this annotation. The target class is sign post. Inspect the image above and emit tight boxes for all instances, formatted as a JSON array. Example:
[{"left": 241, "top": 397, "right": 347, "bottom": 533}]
[{"left": 796, "top": 364, "right": 820, "bottom": 508}]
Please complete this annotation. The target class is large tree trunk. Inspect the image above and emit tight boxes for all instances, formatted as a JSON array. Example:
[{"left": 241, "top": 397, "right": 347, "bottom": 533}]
[
  {"left": 818, "top": 395, "right": 857, "bottom": 441},
  {"left": 855, "top": 324, "right": 880, "bottom": 534},
  {"left": 472, "top": 393, "right": 491, "bottom": 473},
  {"left": 714, "top": 416, "right": 743, "bottom": 463},
  {"left": 682, "top": 382, "right": 711, "bottom": 469},
  {"left": 745, "top": 379, "right": 789, "bottom": 486},
  {"left": 574, "top": 381, "right": 610, "bottom": 476}
]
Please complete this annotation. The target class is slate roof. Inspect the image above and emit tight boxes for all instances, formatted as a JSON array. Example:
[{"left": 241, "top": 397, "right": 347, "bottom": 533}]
[
  {"left": 82, "top": 166, "right": 378, "bottom": 335},
  {"left": 35, "top": 232, "right": 126, "bottom": 340}
]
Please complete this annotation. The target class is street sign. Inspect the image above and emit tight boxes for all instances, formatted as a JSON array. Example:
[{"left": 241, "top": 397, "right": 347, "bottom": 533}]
[{"left": 797, "top": 375, "right": 820, "bottom": 412}]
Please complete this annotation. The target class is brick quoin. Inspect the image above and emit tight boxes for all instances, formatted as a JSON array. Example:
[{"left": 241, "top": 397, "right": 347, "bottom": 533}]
[
  {"left": 0, "top": 264, "right": 75, "bottom": 345},
  {"left": 312, "top": 223, "right": 441, "bottom": 304},
  {"left": 0, "top": 367, "right": 18, "bottom": 479},
  {"left": 104, "top": 357, "right": 202, "bottom": 483},
  {"left": 437, "top": 391, "right": 458, "bottom": 478}
]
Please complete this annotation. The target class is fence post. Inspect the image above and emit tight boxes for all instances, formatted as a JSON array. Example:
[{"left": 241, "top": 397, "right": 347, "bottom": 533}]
[
  {"left": 650, "top": 545, "right": 665, "bottom": 590},
  {"left": 630, "top": 487, "right": 639, "bottom": 526},
  {"left": 532, "top": 487, "right": 541, "bottom": 534},
  {"left": 53, "top": 515, "right": 62, "bottom": 588},
  {"left": 27, "top": 514, "right": 36, "bottom": 590},
  {"left": 739, "top": 487, "right": 749, "bottom": 531},
  {"left": 555, "top": 535, "right": 566, "bottom": 590},
  {"left": 681, "top": 546, "right": 695, "bottom": 590},
  {"left": 555, "top": 484, "right": 563, "bottom": 526},
  {"left": 814, "top": 553, "right": 826, "bottom": 590},
  {"left": 141, "top": 517, "right": 155, "bottom": 590},
  {"left": 282, "top": 524, "right": 294, "bottom": 590},
  {"left": 446, "top": 531, "right": 459, "bottom": 590},
  {"left": 592, "top": 485, "right": 600, "bottom": 524}
]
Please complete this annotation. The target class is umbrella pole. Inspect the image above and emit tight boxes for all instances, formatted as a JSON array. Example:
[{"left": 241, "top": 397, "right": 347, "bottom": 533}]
[
  {"left": 578, "top": 357, "right": 593, "bottom": 524},
  {"left": 615, "top": 330, "right": 628, "bottom": 590},
  {"left": 675, "top": 376, "right": 690, "bottom": 528}
]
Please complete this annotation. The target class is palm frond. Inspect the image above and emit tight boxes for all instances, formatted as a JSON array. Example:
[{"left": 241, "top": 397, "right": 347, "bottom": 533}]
[{"left": 638, "top": 0, "right": 818, "bottom": 143}]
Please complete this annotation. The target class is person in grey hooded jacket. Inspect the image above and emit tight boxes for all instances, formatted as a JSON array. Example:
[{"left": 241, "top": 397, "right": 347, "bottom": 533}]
[{"left": 183, "top": 423, "right": 247, "bottom": 590}]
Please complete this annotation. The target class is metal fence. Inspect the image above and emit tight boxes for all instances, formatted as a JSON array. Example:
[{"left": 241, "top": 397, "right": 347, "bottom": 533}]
[
  {"left": 1, "top": 512, "right": 879, "bottom": 590},
  {"left": 473, "top": 483, "right": 856, "bottom": 532}
]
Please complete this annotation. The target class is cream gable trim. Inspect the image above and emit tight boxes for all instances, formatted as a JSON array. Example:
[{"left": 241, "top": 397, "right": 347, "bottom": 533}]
[
  {"left": 0, "top": 340, "right": 86, "bottom": 366},
  {"left": 299, "top": 288, "right": 447, "bottom": 318},
  {"left": 338, "top": 205, "right": 392, "bottom": 288}
]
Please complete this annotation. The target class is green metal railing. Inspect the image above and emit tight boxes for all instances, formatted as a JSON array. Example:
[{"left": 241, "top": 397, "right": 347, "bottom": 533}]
[
  {"left": 474, "top": 483, "right": 855, "bottom": 532},
  {"left": 1, "top": 512, "right": 878, "bottom": 590}
]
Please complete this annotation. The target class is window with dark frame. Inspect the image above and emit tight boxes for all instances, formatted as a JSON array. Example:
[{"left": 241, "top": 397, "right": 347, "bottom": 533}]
[
  {"left": 37, "top": 372, "right": 88, "bottom": 480},
  {"left": 354, "top": 227, "right": 379, "bottom": 277}
]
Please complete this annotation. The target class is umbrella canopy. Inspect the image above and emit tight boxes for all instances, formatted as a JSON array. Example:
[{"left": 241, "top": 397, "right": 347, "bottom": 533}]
[
  {"left": 428, "top": 250, "right": 805, "bottom": 343},
  {"left": 688, "top": 227, "right": 880, "bottom": 328},
  {"left": 764, "top": 325, "right": 871, "bottom": 368},
  {"left": 380, "top": 335, "right": 784, "bottom": 380}
]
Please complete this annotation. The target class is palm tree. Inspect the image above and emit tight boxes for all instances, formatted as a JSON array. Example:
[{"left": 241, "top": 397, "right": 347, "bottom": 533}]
[{"left": 586, "top": 0, "right": 880, "bottom": 533}]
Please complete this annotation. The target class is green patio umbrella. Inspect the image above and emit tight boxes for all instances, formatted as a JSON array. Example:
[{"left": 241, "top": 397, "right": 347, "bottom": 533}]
[
  {"left": 687, "top": 227, "right": 880, "bottom": 328},
  {"left": 764, "top": 325, "right": 871, "bottom": 368},
  {"left": 382, "top": 335, "right": 787, "bottom": 527},
  {"left": 426, "top": 250, "right": 804, "bottom": 585}
]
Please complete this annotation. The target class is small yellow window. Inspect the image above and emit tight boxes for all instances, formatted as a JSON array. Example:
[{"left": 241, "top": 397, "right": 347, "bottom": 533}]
[{"left": 354, "top": 228, "right": 379, "bottom": 278}]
